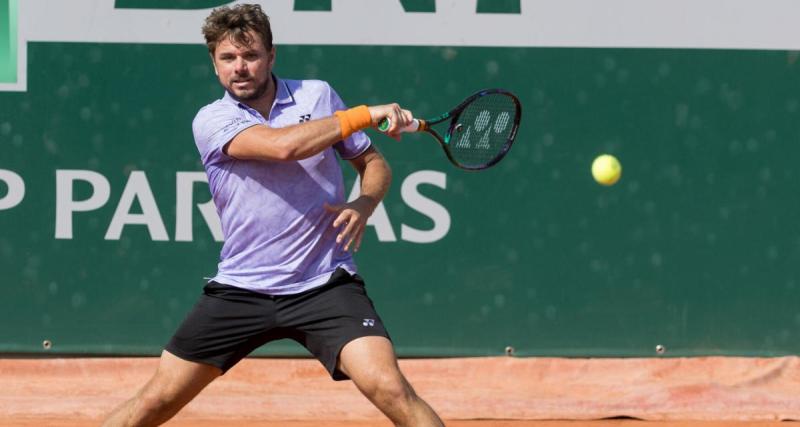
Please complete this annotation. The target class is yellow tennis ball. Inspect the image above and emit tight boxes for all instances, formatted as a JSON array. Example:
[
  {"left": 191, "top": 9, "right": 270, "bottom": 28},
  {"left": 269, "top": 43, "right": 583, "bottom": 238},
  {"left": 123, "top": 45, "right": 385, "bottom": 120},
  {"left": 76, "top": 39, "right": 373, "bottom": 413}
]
[{"left": 591, "top": 154, "right": 622, "bottom": 186}]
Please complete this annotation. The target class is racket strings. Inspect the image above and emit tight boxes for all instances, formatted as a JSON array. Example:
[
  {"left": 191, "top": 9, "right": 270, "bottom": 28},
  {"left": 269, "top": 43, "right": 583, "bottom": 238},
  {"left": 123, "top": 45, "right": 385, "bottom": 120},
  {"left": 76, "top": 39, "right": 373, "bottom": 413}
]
[{"left": 448, "top": 93, "right": 518, "bottom": 168}]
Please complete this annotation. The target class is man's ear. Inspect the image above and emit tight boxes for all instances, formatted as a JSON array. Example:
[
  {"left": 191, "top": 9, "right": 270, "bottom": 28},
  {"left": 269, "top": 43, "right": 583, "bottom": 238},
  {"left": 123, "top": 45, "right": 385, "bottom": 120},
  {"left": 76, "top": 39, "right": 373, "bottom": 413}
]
[{"left": 209, "top": 52, "right": 219, "bottom": 76}]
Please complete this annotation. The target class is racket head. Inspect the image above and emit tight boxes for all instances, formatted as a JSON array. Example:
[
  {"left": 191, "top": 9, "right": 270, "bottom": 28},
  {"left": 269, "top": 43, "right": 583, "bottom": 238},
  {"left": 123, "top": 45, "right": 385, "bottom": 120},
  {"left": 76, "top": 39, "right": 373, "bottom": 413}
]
[{"left": 432, "top": 89, "right": 522, "bottom": 171}]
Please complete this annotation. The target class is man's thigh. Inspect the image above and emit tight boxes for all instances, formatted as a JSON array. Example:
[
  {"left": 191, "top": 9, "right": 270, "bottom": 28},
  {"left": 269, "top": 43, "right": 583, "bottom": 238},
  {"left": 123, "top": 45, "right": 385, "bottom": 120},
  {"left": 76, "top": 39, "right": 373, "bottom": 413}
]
[
  {"left": 277, "top": 269, "right": 391, "bottom": 380},
  {"left": 166, "top": 281, "right": 281, "bottom": 373}
]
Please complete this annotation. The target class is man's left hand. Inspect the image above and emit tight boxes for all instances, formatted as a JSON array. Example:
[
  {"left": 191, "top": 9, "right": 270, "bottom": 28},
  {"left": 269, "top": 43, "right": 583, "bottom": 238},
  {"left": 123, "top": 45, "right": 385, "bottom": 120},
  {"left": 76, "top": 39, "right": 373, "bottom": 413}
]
[{"left": 324, "top": 197, "right": 377, "bottom": 252}]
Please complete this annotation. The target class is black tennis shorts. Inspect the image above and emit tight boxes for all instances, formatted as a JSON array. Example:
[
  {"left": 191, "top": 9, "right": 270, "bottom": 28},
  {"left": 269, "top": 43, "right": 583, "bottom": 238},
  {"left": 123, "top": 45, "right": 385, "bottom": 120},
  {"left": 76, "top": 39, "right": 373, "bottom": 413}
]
[{"left": 165, "top": 268, "right": 390, "bottom": 380}]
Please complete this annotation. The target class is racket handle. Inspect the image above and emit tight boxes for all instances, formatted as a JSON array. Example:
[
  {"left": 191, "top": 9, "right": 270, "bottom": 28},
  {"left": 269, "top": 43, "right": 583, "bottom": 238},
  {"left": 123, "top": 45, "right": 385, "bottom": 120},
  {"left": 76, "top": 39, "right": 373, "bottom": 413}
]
[{"left": 377, "top": 118, "right": 421, "bottom": 133}]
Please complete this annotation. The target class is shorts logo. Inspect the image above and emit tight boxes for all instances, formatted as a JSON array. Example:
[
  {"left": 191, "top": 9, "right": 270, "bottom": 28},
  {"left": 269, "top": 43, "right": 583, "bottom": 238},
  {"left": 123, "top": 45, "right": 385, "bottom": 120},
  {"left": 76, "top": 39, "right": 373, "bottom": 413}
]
[
  {"left": 362, "top": 318, "right": 375, "bottom": 327},
  {"left": 299, "top": 114, "right": 311, "bottom": 123}
]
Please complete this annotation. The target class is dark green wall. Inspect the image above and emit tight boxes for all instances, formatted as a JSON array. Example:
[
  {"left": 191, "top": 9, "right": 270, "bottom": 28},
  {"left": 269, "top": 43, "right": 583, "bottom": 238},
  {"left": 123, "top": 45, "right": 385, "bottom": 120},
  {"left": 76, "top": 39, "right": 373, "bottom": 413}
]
[{"left": 1, "top": 42, "right": 799, "bottom": 357}]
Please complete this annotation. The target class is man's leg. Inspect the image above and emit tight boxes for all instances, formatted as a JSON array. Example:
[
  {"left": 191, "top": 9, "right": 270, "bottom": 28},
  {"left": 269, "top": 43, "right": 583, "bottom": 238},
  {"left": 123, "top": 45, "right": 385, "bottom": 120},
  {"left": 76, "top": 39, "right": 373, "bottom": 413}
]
[
  {"left": 102, "top": 350, "right": 221, "bottom": 427},
  {"left": 337, "top": 336, "right": 444, "bottom": 427}
]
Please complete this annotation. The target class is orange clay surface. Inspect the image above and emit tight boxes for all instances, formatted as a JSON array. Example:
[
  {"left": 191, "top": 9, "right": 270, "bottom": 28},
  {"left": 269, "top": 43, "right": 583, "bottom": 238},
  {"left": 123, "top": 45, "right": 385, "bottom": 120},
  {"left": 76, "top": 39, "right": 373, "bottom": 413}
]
[
  {"left": 3, "top": 420, "right": 798, "bottom": 427},
  {"left": 1, "top": 356, "right": 799, "bottom": 425}
]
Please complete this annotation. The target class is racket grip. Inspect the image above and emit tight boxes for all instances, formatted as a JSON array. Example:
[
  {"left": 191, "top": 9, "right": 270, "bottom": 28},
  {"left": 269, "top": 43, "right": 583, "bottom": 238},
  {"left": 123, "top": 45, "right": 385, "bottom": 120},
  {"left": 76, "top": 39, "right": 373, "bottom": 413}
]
[{"left": 377, "top": 118, "right": 420, "bottom": 133}]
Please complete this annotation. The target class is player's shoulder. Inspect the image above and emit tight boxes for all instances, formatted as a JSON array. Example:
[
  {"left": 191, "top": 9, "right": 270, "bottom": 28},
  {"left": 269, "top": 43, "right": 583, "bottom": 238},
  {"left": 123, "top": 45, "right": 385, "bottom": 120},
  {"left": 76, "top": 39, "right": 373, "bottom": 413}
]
[
  {"left": 191, "top": 98, "right": 251, "bottom": 143},
  {"left": 281, "top": 78, "right": 334, "bottom": 98},
  {"left": 281, "top": 77, "right": 331, "bottom": 90},
  {"left": 195, "top": 97, "right": 238, "bottom": 118},
  {"left": 193, "top": 97, "right": 240, "bottom": 128}
]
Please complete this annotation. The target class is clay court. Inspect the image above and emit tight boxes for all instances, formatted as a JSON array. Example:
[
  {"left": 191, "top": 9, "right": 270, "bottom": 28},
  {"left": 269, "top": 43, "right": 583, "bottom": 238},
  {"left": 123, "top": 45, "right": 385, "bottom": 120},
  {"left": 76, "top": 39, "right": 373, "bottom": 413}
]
[
  {"left": 7, "top": 421, "right": 797, "bottom": 427},
  {"left": 3, "top": 355, "right": 798, "bottom": 426}
]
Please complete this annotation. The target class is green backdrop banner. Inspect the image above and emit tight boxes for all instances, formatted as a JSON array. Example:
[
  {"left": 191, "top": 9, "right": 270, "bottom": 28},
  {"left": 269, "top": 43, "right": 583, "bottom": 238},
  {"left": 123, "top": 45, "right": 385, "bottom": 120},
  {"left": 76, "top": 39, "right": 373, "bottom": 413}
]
[{"left": 1, "top": 41, "right": 799, "bottom": 357}]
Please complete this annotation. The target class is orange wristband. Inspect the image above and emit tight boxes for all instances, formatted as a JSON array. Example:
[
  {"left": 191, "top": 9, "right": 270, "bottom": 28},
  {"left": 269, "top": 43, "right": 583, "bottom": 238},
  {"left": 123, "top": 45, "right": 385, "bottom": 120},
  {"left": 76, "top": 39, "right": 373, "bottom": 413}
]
[{"left": 334, "top": 105, "right": 372, "bottom": 139}]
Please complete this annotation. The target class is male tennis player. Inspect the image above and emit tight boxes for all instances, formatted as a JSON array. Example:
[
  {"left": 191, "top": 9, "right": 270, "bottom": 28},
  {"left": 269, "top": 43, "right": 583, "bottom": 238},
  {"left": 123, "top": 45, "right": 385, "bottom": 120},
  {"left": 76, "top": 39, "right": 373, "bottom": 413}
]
[{"left": 102, "top": 4, "right": 443, "bottom": 427}]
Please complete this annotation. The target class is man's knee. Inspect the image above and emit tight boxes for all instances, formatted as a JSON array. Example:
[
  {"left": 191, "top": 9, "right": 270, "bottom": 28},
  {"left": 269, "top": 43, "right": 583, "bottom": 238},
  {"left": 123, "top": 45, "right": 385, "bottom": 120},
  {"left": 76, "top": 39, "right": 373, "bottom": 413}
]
[
  {"left": 364, "top": 373, "right": 416, "bottom": 408},
  {"left": 131, "top": 373, "right": 191, "bottom": 421},
  {"left": 135, "top": 388, "right": 179, "bottom": 417}
]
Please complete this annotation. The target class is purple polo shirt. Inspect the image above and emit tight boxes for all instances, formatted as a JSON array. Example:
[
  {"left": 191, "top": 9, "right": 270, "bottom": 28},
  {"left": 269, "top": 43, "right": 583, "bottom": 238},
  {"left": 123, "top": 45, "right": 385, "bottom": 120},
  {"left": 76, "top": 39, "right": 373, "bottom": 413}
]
[{"left": 192, "top": 76, "right": 371, "bottom": 295}]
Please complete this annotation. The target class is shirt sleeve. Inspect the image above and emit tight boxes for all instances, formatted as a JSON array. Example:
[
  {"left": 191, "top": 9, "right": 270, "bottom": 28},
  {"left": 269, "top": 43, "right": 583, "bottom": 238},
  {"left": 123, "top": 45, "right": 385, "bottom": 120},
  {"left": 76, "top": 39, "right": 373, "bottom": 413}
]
[
  {"left": 327, "top": 84, "right": 372, "bottom": 160},
  {"left": 192, "top": 103, "right": 261, "bottom": 167}
]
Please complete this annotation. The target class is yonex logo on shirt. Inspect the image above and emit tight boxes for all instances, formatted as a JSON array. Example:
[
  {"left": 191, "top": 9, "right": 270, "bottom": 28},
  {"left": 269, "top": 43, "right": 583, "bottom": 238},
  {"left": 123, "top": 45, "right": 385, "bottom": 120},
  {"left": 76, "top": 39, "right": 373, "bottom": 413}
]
[
  {"left": 362, "top": 319, "right": 375, "bottom": 327},
  {"left": 299, "top": 114, "right": 311, "bottom": 123}
]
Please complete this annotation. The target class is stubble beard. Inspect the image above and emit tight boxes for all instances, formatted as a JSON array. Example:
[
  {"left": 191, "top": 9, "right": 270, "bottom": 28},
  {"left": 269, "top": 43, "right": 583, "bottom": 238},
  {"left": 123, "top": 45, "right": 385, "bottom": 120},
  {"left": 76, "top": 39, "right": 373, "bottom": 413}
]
[{"left": 229, "top": 76, "right": 269, "bottom": 102}]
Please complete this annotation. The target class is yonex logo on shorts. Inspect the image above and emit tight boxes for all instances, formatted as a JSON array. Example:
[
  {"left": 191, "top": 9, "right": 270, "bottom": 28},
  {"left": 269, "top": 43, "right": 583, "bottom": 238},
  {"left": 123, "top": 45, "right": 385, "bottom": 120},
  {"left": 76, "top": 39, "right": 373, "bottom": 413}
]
[{"left": 362, "top": 319, "right": 375, "bottom": 327}]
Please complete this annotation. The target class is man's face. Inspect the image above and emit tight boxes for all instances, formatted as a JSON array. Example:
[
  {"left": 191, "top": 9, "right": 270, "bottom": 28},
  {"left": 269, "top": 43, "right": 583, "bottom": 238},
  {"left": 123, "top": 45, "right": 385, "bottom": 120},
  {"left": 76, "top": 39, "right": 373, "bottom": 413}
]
[{"left": 212, "top": 31, "right": 275, "bottom": 101}]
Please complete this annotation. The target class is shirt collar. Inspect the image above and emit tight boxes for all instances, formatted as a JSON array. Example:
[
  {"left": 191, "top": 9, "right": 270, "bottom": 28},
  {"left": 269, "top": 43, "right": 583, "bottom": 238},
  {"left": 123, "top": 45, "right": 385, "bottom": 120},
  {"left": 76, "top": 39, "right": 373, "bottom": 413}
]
[{"left": 273, "top": 75, "right": 294, "bottom": 105}]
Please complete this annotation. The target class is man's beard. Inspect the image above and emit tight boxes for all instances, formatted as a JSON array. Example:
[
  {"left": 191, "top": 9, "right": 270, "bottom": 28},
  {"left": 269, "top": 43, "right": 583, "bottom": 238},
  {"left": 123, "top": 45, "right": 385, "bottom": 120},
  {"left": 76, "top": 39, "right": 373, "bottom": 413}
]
[{"left": 229, "top": 77, "right": 269, "bottom": 101}]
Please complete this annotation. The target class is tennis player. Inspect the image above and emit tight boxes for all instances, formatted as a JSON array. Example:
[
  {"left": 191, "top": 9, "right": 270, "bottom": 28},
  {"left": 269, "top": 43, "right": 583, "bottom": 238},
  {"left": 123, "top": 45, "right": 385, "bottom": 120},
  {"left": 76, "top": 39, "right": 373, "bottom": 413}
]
[{"left": 102, "top": 4, "right": 443, "bottom": 427}]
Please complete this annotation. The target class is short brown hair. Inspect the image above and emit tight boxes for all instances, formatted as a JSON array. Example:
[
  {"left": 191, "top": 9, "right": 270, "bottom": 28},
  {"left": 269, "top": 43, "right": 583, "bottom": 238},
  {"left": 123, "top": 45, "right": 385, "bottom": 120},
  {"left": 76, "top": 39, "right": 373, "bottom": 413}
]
[{"left": 202, "top": 4, "right": 273, "bottom": 55}]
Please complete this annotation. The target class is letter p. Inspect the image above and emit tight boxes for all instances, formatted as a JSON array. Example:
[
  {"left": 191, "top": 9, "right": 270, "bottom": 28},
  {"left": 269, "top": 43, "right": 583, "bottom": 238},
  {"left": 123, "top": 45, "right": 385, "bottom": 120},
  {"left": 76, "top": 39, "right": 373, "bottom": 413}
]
[{"left": 55, "top": 170, "right": 110, "bottom": 239}]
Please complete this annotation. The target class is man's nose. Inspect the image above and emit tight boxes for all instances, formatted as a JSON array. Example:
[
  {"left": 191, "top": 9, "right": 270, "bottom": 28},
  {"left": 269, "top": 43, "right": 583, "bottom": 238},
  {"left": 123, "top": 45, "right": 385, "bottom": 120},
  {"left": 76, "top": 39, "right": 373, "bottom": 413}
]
[{"left": 234, "top": 57, "right": 248, "bottom": 73}]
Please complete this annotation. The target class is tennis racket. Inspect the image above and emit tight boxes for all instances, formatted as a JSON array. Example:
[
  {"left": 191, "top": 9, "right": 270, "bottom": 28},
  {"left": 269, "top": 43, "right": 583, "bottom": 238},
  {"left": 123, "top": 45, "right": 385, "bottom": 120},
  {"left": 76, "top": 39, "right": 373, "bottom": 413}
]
[{"left": 378, "top": 88, "right": 522, "bottom": 170}]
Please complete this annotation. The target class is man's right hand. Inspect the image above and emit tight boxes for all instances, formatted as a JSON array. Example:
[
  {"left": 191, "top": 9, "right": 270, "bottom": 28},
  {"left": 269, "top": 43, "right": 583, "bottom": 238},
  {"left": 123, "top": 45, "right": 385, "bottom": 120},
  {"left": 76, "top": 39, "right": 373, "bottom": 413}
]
[{"left": 368, "top": 103, "right": 414, "bottom": 141}]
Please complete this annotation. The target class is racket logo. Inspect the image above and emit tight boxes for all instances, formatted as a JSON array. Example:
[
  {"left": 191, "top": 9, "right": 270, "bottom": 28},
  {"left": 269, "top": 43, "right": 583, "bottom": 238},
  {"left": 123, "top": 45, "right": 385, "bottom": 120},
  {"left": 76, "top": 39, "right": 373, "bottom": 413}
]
[
  {"left": 392, "top": 88, "right": 520, "bottom": 170},
  {"left": 455, "top": 109, "right": 512, "bottom": 150}
]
